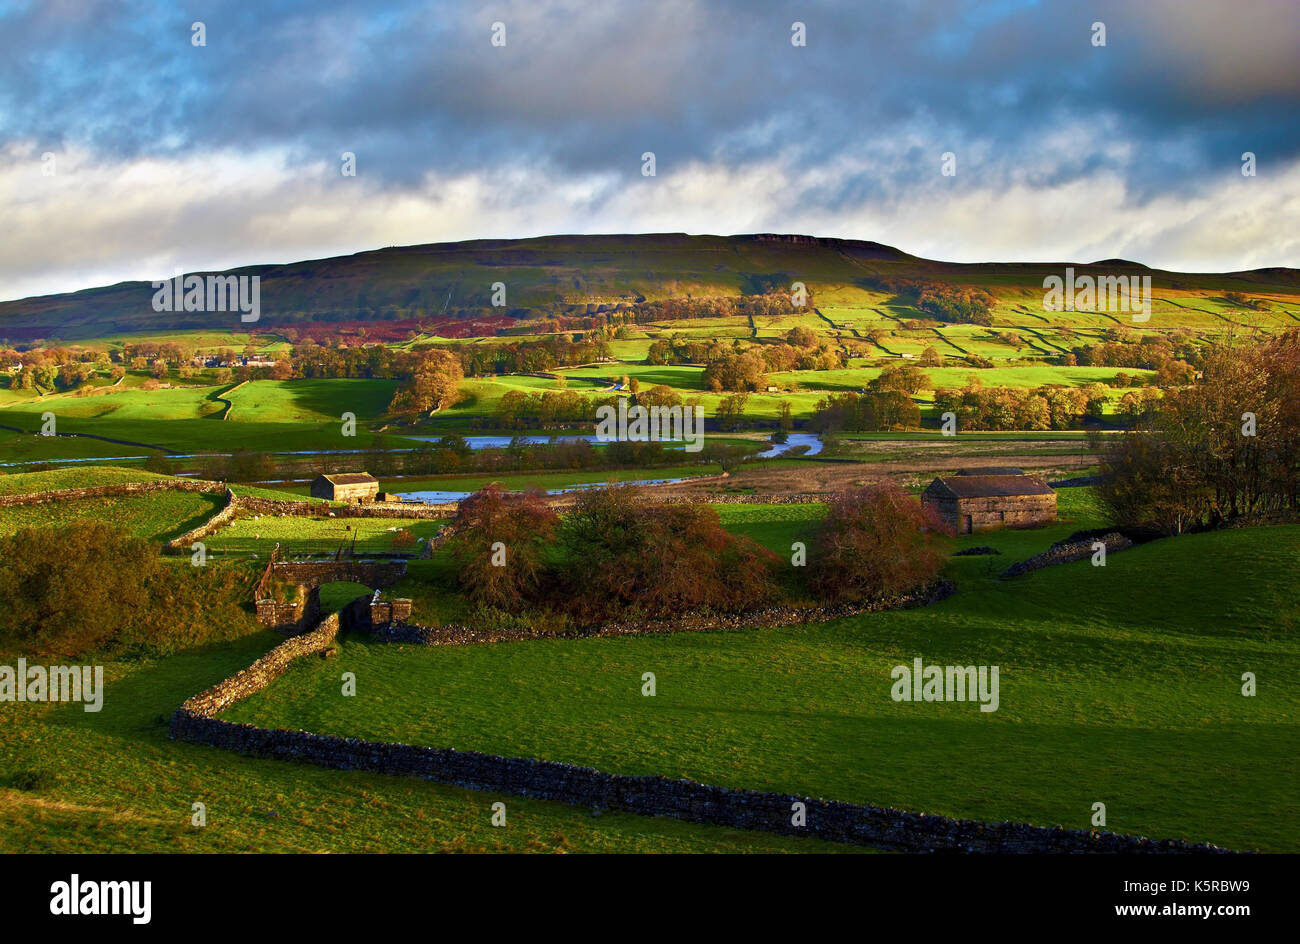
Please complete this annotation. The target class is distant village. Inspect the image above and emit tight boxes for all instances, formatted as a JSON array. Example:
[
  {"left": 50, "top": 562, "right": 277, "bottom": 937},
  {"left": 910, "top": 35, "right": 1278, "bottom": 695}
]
[
  {"left": 5, "top": 353, "right": 282, "bottom": 372},
  {"left": 189, "top": 353, "right": 280, "bottom": 369}
]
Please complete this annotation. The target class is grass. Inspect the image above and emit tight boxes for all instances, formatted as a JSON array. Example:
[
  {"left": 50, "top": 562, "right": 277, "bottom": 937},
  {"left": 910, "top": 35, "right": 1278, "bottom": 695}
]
[
  {"left": 223, "top": 378, "right": 397, "bottom": 424},
  {"left": 0, "top": 465, "right": 177, "bottom": 496},
  {"left": 224, "top": 505, "right": 1300, "bottom": 853},
  {"left": 0, "top": 379, "right": 411, "bottom": 455},
  {"left": 0, "top": 633, "right": 857, "bottom": 853},
  {"left": 229, "top": 482, "right": 324, "bottom": 502},
  {"left": 766, "top": 364, "right": 1145, "bottom": 393},
  {"left": 0, "top": 491, "right": 225, "bottom": 543},
  {"left": 204, "top": 514, "right": 444, "bottom": 557},
  {"left": 257, "top": 463, "right": 726, "bottom": 499},
  {"left": 319, "top": 581, "right": 374, "bottom": 613}
]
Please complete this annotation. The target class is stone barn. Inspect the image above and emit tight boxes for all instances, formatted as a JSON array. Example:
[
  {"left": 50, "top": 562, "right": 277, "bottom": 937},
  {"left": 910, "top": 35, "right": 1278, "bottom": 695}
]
[
  {"left": 310, "top": 472, "right": 379, "bottom": 504},
  {"left": 922, "top": 469, "right": 1056, "bottom": 534}
]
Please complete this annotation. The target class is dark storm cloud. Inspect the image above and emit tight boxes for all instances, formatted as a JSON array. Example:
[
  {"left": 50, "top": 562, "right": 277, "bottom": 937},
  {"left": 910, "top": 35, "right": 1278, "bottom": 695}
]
[
  {"left": 2, "top": 0, "right": 1296, "bottom": 200},
  {"left": 1, "top": 0, "right": 1296, "bottom": 301}
]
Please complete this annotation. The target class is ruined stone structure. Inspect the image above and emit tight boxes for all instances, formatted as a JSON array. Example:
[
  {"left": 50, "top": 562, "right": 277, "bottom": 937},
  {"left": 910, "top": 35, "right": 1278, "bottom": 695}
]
[
  {"left": 253, "top": 556, "right": 410, "bottom": 632},
  {"left": 922, "top": 469, "right": 1056, "bottom": 534},
  {"left": 310, "top": 472, "right": 379, "bottom": 504}
]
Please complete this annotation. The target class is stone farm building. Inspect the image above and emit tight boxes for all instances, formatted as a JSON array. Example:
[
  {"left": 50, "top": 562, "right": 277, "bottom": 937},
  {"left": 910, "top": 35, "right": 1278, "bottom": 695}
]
[
  {"left": 310, "top": 472, "right": 379, "bottom": 504},
  {"left": 921, "top": 468, "right": 1056, "bottom": 534}
]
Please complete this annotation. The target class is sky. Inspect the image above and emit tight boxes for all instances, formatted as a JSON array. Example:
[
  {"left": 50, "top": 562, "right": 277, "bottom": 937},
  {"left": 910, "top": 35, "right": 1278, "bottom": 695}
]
[{"left": 1, "top": 0, "right": 1297, "bottom": 302}]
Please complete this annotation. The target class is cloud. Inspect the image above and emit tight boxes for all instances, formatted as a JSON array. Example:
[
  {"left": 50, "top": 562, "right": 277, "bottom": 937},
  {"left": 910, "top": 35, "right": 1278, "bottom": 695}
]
[
  {"left": 3, "top": 138, "right": 1296, "bottom": 301},
  {"left": 0, "top": 0, "right": 1295, "bottom": 298}
]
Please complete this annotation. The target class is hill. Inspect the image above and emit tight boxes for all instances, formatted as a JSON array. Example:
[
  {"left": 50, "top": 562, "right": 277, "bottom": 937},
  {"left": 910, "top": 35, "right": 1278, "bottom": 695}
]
[{"left": 3, "top": 233, "right": 1297, "bottom": 341}]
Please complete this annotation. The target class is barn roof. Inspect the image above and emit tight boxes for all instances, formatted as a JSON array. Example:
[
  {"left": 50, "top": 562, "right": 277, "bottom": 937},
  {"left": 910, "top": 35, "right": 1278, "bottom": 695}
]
[
  {"left": 319, "top": 472, "right": 378, "bottom": 485},
  {"left": 927, "top": 473, "right": 1054, "bottom": 498}
]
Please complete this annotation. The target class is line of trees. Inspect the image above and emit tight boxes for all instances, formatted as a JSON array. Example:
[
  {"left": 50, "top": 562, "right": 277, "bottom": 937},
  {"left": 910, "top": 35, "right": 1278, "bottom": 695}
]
[
  {"left": 859, "top": 277, "right": 995, "bottom": 325},
  {"left": 933, "top": 381, "right": 1110, "bottom": 431},
  {"left": 1099, "top": 331, "right": 1300, "bottom": 534},
  {"left": 445, "top": 485, "right": 781, "bottom": 623},
  {"left": 494, "top": 389, "right": 612, "bottom": 428},
  {"left": 809, "top": 391, "right": 920, "bottom": 432},
  {"left": 442, "top": 482, "right": 950, "bottom": 627}
]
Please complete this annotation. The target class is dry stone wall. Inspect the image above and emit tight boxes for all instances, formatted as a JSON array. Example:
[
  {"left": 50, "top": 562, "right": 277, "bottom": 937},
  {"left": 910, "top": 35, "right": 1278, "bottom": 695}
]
[
  {"left": 0, "top": 478, "right": 223, "bottom": 508},
  {"left": 168, "top": 609, "right": 1234, "bottom": 853},
  {"left": 166, "top": 487, "right": 238, "bottom": 551},
  {"left": 374, "top": 581, "right": 956, "bottom": 646},
  {"left": 1000, "top": 532, "right": 1134, "bottom": 579},
  {"left": 336, "top": 502, "right": 452, "bottom": 519},
  {"left": 175, "top": 612, "right": 343, "bottom": 716}
]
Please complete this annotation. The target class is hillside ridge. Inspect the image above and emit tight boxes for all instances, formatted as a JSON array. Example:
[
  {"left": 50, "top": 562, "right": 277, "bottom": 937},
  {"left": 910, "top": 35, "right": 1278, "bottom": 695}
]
[{"left": 2, "top": 233, "right": 1295, "bottom": 341}]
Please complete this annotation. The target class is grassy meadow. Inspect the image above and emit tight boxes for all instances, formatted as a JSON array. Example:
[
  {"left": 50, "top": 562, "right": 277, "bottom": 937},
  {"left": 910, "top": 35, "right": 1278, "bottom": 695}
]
[
  {"left": 223, "top": 500, "right": 1300, "bottom": 852},
  {"left": 0, "top": 490, "right": 224, "bottom": 543},
  {"left": 0, "top": 632, "right": 857, "bottom": 853},
  {"left": 3, "top": 237, "right": 1298, "bottom": 855}
]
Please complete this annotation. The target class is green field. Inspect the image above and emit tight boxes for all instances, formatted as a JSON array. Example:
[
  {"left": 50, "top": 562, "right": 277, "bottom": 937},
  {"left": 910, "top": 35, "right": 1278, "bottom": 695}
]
[
  {"left": 0, "top": 378, "right": 416, "bottom": 456},
  {"left": 0, "top": 633, "right": 855, "bottom": 853},
  {"left": 255, "top": 463, "right": 726, "bottom": 500},
  {"left": 0, "top": 466, "right": 177, "bottom": 495},
  {"left": 1, "top": 468, "right": 1295, "bottom": 854},
  {"left": 205, "top": 514, "right": 444, "bottom": 557},
  {"left": 4, "top": 235, "right": 1299, "bottom": 855},
  {"left": 223, "top": 501, "right": 1300, "bottom": 853},
  {"left": 0, "top": 491, "right": 224, "bottom": 543},
  {"left": 0, "top": 288, "right": 1264, "bottom": 470}
]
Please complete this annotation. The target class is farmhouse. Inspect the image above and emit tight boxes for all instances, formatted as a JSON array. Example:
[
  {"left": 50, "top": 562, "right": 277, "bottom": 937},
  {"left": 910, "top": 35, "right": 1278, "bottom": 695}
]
[
  {"left": 922, "top": 468, "right": 1056, "bottom": 534},
  {"left": 310, "top": 472, "right": 379, "bottom": 504}
]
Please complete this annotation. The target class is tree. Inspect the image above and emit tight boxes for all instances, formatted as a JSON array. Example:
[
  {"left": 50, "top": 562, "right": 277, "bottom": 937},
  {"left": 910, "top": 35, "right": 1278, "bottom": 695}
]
[
  {"left": 1156, "top": 359, "right": 1196, "bottom": 387},
  {"left": 0, "top": 523, "right": 160, "bottom": 657},
  {"left": 702, "top": 351, "right": 767, "bottom": 392},
  {"left": 808, "top": 482, "right": 951, "bottom": 603},
  {"left": 446, "top": 485, "right": 559, "bottom": 611},
  {"left": 779, "top": 400, "right": 793, "bottom": 432},
  {"left": 786, "top": 326, "right": 818, "bottom": 349},
  {"left": 715, "top": 392, "right": 750, "bottom": 431},
  {"left": 387, "top": 349, "right": 464, "bottom": 416},
  {"left": 638, "top": 384, "right": 682, "bottom": 409},
  {"left": 143, "top": 453, "right": 174, "bottom": 475},
  {"left": 1098, "top": 331, "right": 1300, "bottom": 532},
  {"left": 810, "top": 391, "right": 919, "bottom": 432},
  {"left": 870, "top": 364, "right": 929, "bottom": 395},
  {"left": 228, "top": 451, "right": 274, "bottom": 482},
  {"left": 561, "top": 486, "right": 779, "bottom": 621}
]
